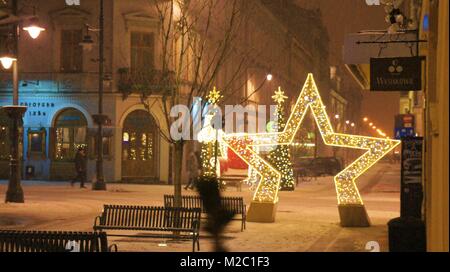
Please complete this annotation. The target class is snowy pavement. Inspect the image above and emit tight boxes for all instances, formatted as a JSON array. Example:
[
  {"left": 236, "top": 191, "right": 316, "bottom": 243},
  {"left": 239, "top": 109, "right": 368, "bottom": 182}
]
[{"left": 0, "top": 162, "right": 401, "bottom": 252}]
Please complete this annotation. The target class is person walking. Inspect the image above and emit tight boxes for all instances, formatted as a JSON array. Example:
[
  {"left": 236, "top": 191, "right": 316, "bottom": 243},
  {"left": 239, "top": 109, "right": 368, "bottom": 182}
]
[
  {"left": 71, "top": 146, "right": 87, "bottom": 188},
  {"left": 184, "top": 150, "right": 200, "bottom": 190}
]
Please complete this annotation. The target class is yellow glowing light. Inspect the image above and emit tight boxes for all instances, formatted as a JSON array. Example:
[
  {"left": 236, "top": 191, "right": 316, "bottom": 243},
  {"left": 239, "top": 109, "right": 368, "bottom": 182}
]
[
  {"left": 272, "top": 87, "right": 288, "bottom": 104},
  {"left": 223, "top": 74, "right": 401, "bottom": 206},
  {"left": 200, "top": 87, "right": 226, "bottom": 177},
  {"left": 206, "top": 86, "right": 223, "bottom": 105}
]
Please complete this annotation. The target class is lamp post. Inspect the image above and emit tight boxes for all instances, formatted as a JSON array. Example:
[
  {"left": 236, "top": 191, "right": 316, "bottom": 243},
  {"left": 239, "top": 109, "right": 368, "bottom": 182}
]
[
  {"left": 2, "top": 59, "right": 26, "bottom": 203},
  {"left": 1, "top": 0, "right": 45, "bottom": 203},
  {"left": 91, "top": 0, "right": 107, "bottom": 190}
]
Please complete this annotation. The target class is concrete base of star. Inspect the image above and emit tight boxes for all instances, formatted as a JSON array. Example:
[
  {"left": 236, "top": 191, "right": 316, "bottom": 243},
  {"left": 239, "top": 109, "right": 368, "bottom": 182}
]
[
  {"left": 338, "top": 204, "right": 371, "bottom": 227},
  {"left": 247, "top": 201, "right": 278, "bottom": 223}
]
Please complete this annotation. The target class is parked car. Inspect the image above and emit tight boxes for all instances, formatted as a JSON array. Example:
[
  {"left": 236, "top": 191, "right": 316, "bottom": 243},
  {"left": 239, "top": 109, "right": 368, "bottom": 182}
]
[
  {"left": 294, "top": 157, "right": 343, "bottom": 177},
  {"left": 308, "top": 157, "right": 342, "bottom": 176}
]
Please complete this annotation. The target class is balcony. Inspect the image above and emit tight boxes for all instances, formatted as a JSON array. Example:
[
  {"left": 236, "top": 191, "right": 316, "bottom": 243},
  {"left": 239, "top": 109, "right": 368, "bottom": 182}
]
[{"left": 117, "top": 68, "right": 175, "bottom": 98}]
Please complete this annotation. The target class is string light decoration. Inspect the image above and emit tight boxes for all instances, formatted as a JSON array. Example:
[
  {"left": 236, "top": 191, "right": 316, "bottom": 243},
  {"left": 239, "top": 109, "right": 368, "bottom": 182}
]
[
  {"left": 223, "top": 74, "right": 400, "bottom": 223},
  {"left": 199, "top": 87, "right": 225, "bottom": 177},
  {"left": 272, "top": 87, "right": 288, "bottom": 104},
  {"left": 267, "top": 87, "right": 295, "bottom": 191},
  {"left": 206, "top": 86, "right": 223, "bottom": 105}
]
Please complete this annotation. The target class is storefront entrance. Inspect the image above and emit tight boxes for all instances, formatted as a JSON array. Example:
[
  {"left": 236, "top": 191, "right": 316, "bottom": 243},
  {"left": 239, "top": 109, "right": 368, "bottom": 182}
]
[
  {"left": 50, "top": 108, "right": 88, "bottom": 180},
  {"left": 122, "top": 110, "right": 158, "bottom": 182}
]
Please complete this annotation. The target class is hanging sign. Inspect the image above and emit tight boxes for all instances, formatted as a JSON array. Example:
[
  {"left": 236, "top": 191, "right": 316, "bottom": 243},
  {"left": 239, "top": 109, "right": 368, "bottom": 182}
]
[{"left": 370, "top": 57, "right": 422, "bottom": 91}]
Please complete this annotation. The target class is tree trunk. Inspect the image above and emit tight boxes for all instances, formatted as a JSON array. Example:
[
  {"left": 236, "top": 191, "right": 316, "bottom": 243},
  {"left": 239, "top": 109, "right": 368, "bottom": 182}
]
[{"left": 173, "top": 141, "right": 184, "bottom": 208}]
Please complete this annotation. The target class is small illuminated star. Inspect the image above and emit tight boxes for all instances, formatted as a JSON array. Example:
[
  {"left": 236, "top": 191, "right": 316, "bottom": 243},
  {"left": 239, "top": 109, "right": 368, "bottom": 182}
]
[
  {"left": 207, "top": 87, "right": 223, "bottom": 105},
  {"left": 272, "top": 87, "right": 288, "bottom": 104}
]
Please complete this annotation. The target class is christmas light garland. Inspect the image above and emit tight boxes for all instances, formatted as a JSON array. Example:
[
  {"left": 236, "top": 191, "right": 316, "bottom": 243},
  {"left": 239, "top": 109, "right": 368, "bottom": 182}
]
[{"left": 223, "top": 74, "right": 401, "bottom": 205}]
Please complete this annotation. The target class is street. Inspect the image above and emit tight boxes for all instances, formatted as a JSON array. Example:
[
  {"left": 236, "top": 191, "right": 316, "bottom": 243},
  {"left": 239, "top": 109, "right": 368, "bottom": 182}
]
[{"left": 0, "top": 162, "right": 400, "bottom": 252}]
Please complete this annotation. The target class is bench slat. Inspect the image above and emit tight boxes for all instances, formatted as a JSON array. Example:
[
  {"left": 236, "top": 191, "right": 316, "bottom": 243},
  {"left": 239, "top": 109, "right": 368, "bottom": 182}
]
[
  {"left": 0, "top": 231, "right": 110, "bottom": 252},
  {"left": 164, "top": 195, "right": 246, "bottom": 231}
]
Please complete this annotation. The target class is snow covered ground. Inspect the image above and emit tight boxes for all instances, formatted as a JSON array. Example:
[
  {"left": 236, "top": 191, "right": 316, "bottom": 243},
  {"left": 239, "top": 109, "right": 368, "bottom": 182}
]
[{"left": 0, "top": 162, "right": 400, "bottom": 252}]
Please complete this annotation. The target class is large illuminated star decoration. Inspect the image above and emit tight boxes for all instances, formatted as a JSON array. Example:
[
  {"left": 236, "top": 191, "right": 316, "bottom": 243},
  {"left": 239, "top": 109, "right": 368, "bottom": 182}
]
[{"left": 222, "top": 74, "right": 401, "bottom": 226}]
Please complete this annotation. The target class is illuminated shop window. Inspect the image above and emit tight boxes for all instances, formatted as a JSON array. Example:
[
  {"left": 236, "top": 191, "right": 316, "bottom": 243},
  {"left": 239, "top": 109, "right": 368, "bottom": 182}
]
[
  {"left": 54, "top": 108, "right": 87, "bottom": 160},
  {"left": 122, "top": 110, "right": 158, "bottom": 179}
]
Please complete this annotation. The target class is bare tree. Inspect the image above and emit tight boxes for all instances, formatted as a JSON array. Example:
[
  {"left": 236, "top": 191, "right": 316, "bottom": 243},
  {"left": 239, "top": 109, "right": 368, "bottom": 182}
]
[{"left": 139, "top": 0, "right": 248, "bottom": 207}]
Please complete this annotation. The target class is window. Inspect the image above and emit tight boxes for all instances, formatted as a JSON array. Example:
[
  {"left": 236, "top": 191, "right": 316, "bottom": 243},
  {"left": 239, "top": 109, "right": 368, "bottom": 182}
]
[
  {"left": 131, "top": 32, "right": 155, "bottom": 73},
  {"left": 27, "top": 128, "right": 46, "bottom": 158},
  {"left": 54, "top": 108, "right": 87, "bottom": 160},
  {"left": 61, "top": 29, "right": 83, "bottom": 72}
]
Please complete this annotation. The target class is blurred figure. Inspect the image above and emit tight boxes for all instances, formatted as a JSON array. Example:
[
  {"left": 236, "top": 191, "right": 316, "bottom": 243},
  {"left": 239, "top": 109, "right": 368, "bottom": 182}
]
[
  {"left": 196, "top": 177, "right": 236, "bottom": 252},
  {"left": 184, "top": 150, "right": 200, "bottom": 190},
  {"left": 71, "top": 146, "right": 87, "bottom": 188}
]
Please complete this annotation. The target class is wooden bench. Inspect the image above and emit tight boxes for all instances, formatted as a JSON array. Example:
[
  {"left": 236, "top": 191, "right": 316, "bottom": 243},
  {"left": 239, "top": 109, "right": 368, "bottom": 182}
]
[
  {"left": 164, "top": 195, "right": 247, "bottom": 232},
  {"left": 93, "top": 205, "right": 201, "bottom": 252},
  {"left": 0, "top": 230, "right": 116, "bottom": 252},
  {"left": 219, "top": 175, "right": 247, "bottom": 192}
]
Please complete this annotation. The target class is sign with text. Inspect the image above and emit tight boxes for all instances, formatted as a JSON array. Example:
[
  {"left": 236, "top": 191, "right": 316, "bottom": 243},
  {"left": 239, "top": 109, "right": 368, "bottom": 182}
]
[
  {"left": 370, "top": 57, "right": 422, "bottom": 91},
  {"left": 400, "top": 137, "right": 423, "bottom": 218}
]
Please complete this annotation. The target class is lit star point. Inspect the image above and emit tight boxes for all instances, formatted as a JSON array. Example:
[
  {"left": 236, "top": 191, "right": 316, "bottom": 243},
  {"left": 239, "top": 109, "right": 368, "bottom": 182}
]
[
  {"left": 206, "top": 86, "right": 223, "bottom": 105},
  {"left": 272, "top": 87, "right": 288, "bottom": 104}
]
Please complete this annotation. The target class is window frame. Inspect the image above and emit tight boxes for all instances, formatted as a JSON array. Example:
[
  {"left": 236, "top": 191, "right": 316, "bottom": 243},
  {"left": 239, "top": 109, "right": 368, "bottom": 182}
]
[
  {"left": 60, "top": 28, "right": 84, "bottom": 73},
  {"left": 27, "top": 128, "right": 47, "bottom": 159}
]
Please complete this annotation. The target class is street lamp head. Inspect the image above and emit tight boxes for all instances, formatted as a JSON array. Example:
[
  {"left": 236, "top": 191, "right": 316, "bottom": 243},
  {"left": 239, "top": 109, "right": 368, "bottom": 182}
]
[
  {"left": 351, "top": 123, "right": 355, "bottom": 127},
  {"left": 23, "top": 18, "right": 46, "bottom": 39},
  {"left": 0, "top": 56, "right": 17, "bottom": 69},
  {"left": 345, "top": 120, "right": 350, "bottom": 125},
  {"left": 266, "top": 74, "right": 273, "bottom": 81},
  {"left": 335, "top": 114, "right": 340, "bottom": 119},
  {"left": 363, "top": 117, "right": 368, "bottom": 122}
]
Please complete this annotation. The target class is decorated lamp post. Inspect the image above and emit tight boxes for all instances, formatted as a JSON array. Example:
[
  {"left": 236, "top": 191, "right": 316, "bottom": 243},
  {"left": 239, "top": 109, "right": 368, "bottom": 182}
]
[{"left": 79, "top": 0, "right": 107, "bottom": 190}]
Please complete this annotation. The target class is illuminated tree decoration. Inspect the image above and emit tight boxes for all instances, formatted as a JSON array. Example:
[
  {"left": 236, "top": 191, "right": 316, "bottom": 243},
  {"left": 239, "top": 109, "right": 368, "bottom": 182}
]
[
  {"left": 199, "top": 87, "right": 224, "bottom": 177},
  {"left": 223, "top": 74, "right": 401, "bottom": 216},
  {"left": 267, "top": 87, "right": 295, "bottom": 191}
]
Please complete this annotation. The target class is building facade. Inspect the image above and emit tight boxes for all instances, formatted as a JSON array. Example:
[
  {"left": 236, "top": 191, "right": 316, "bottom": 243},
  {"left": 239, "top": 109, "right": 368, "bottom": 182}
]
[
  {"left": 1, "top": 0, "right": 330, "bottom": 183},
  {"left": 419, "top": 0, "right": 449, "bottom": 252}
]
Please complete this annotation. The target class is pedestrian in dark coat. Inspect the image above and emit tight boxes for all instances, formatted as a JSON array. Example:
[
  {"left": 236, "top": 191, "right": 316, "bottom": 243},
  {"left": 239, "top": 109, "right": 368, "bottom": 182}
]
[
  {"left": 184, "top": 150, "right": 201, "bottom": 190},
  {"left": 71, "top": 147, "right": 87, "bottom": 188}
]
